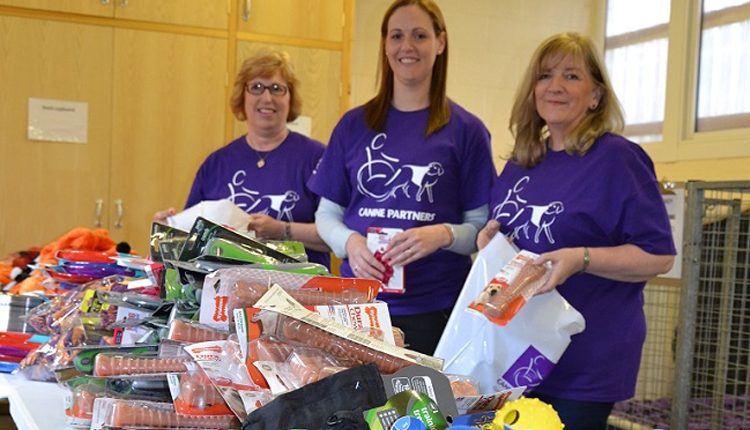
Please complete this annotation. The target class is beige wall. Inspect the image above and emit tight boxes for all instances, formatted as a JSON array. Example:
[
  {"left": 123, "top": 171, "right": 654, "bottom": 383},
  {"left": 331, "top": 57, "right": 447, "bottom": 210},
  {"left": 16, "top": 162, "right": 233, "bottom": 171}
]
[
  {"left": 351, "top": 0, "right": 750, "bottom": 184},
  {"left": 352, "top": 0, "right": 599, "bottom": 172}
]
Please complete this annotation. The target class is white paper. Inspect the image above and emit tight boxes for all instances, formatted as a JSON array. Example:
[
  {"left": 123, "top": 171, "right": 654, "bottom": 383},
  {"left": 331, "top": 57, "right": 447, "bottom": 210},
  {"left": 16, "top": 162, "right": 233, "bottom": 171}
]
[
  {"left": 28, "top": 97, "right": 88, "bottom": 143},
  {"left": 167, "top": 199, "right": 252, "bottom": 233},
  {"left": 287, "top": 115, "right": 312, "bottom": 137},
  {"left": 661, "top": 188, "right": 684, "bottom": 279}
]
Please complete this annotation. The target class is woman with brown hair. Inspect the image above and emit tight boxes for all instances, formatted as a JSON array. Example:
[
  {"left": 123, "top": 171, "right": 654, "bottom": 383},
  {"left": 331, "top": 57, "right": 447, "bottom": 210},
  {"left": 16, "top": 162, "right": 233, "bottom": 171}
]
[{"left": 309, "top": 0, "right": 495, "bottom": 355}]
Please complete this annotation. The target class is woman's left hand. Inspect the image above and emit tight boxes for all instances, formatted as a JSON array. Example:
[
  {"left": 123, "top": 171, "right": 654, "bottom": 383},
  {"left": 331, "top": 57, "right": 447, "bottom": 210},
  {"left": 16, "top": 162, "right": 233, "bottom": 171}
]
[
  {"left": 533, "top": 247, "right": 586, "bottom": 294},
  {"left": 382, "top": 224, "right": 451, "bottom": 266},
  {"left": 247, "top": 213, "right": 285, "bottom": 240}
]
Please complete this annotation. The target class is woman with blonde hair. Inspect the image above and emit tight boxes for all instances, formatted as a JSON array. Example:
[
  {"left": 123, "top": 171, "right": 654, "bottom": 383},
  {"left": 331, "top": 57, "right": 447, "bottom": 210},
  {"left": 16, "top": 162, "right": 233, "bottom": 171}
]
[
  {"left": 477, "top": 32, "right": 675, "bottom": 429},
  {"left": 309, "top": 0, "right": 495, "bottom": 355}
]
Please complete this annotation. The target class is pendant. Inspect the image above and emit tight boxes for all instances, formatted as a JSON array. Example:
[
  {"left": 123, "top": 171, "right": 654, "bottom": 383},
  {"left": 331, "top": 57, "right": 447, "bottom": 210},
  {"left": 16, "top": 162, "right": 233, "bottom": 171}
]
[{"left": 257, "top": 159, "right": 265, "bottom": 168}]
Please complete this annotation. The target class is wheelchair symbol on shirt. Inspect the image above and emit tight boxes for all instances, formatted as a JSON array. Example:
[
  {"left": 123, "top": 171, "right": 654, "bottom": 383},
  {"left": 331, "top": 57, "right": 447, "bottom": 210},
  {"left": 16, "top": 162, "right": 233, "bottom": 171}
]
[
  {"left": 356, "top": 133, "right": 444, "bottom": 203},
  {"left": 227, "top": 170, "right": 298, "bottom": 221}
]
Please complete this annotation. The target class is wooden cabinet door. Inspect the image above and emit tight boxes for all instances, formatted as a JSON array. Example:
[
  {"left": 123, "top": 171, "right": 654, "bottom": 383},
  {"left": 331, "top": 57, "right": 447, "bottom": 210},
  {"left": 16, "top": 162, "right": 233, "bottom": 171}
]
[
  {"left": 109, "top": 28, "right": 227, "bottom": 253},
  {"left": 234, "top": 42, "right": 342, "bottom": 145},
  {"left": 0, "top": 16, "right": 113, "bottom": 255},
  {"left": 236, "top": 0, "right": 344, "bottom": 42},
  {"left": 113, "top": 0, "right": 229, "bottom": 29},
  {"left": 0, "top": 0, "right": 113, "bottom": 17}
]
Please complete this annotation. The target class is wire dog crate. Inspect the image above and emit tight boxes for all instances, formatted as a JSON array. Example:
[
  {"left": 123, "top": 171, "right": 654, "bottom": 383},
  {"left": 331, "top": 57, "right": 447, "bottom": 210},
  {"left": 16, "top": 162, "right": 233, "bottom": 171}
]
[{"left": 608, "top": 180, "right": 750, "bottom": 430}]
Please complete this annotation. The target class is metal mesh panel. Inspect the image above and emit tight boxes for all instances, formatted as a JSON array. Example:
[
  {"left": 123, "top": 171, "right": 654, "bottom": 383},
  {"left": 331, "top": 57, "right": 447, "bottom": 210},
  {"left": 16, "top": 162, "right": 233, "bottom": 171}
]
[
  {"left": 608, "top": 181, "right": 750, "bottom": 430},
  {"left": 608, "top": 282, "right": 681, "bottom": 430}
]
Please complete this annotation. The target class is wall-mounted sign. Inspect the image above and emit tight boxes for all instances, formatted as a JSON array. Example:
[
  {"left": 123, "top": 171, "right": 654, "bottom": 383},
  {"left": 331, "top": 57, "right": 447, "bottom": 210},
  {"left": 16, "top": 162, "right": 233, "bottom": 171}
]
[
  {"left": 28, "top": 98, "right": 88, "bottom": 143},
  {"left": 662, "top": 188, "right": 685, "bottom": 279},
  {"left": 287, "top": 115, "right": 312, "bottom": 137}
]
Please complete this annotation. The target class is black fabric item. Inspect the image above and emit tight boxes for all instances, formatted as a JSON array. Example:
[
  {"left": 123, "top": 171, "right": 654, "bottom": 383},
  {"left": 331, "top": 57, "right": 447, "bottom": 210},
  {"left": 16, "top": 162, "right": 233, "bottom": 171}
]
[
  {"left": 390, "top": 308, "right": 451, "bottom": 355},
  {"left": 322, "top": 408, "right": 368, "bottom": 430},
  {"left": 116, "top": 241, "right": 131, "bottom": 253},
  {"left": 241, "top": 363, "right": 386, "bottom": 430}
]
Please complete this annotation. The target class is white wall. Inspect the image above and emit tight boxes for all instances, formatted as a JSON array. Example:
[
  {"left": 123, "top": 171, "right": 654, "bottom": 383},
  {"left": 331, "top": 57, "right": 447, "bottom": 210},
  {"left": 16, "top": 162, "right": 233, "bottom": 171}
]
[{"left": 351, "top": 0, "right": 600, "bottom": 170}]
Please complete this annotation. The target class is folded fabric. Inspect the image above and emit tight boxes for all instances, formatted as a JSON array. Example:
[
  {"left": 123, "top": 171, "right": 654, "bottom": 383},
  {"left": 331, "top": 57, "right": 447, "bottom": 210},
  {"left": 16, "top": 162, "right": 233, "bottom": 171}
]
[{"left": 242, "top": 363, "right": 387, "bottom": 430}]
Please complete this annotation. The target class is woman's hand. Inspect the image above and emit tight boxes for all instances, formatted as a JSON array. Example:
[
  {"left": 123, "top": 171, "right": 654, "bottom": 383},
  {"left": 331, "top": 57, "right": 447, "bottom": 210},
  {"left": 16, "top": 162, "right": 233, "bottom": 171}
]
[
  {"left": 476, "top": 219, "right": 501, "bottom": 250},
  {"left": 346, "top": 233, "right": 385, "bottom": 279},
  {"left": 153, "top": 208, "right": 176, "bottom": 223},
  {"left": 381, "top": 224, "right": 451, "bottom": 267},
  {"left": 533, "top": 247, "right": 586, "bottom": 294},
  {"left": 247, "top": 213, "right": 284, "bottom": 239}
]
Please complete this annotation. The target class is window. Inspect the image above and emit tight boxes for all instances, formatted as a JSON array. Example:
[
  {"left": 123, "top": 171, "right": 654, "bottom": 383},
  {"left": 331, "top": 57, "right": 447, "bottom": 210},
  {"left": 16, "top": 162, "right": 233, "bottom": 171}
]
[
  {"left": 604, "top": 0, "right": 671, "bottom": 143},
  {"left": 696, "top": 0, "right": 750, "bottom": 131}
]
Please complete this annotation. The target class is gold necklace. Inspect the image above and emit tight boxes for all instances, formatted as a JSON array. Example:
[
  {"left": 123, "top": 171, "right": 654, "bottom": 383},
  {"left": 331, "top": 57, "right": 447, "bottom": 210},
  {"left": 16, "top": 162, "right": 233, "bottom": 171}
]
[
  {"left": 254, "top": 151, "right": 268, "bottom": 168},
  {"left": 245, "top": 131, "right": 287, "bottom": 168},
  {"left": 246, "top": 135, "right": 270, "bottom": 168}
]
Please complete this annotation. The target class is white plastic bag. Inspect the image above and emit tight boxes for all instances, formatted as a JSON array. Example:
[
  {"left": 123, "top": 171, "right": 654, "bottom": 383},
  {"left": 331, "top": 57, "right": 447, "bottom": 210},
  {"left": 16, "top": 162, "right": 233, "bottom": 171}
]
[
  {"left": 167, "top": 199, "right": 252, "bottom": 234},
  {"left": 434, "top": 234, "right": 585, "bottom": 394}
]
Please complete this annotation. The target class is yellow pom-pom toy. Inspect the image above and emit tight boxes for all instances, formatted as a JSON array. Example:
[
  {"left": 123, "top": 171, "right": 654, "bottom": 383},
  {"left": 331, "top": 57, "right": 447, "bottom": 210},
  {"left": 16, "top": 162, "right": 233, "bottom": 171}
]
[{"left": 491, "top": 397, "right": 564, "bottom": 430}]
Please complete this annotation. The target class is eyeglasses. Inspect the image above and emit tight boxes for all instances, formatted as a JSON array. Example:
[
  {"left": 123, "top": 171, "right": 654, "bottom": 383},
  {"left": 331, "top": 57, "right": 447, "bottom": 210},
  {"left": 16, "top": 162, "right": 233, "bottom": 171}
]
[{"left": 246, "top": 82, "right": 288, "bottom": 96}]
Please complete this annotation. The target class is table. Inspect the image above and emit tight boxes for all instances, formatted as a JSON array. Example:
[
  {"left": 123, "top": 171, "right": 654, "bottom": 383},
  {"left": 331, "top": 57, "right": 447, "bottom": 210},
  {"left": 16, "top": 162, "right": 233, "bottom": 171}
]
[{"left": 0, "top": 373, "right": 75, "bottom": 430}]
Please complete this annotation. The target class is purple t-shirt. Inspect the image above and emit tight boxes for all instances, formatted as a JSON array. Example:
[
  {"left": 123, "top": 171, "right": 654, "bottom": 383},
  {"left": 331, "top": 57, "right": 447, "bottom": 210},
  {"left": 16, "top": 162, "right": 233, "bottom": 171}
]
[
  {"left": 308, "top": 102, "right": 495, "bottom": 315},
  {"left": 185, "top": 131, "right": 329, "bottom": 268},
  {"left": 489, "top": 132, "right": 675, "bottom": 402}
]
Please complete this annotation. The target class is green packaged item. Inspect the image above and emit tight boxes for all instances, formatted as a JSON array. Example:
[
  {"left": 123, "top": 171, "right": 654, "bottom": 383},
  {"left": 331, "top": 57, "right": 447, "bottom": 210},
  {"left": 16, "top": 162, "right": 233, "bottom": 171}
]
[
  {"left": 203, "top": 237, "right": 279, "bottom": 265},
  {"left": 364, "top": 390, "right": 448, "bottom": 430},
  {"left": 263, "top": 240, "right": 308, "bottom": 262},
  {"left": 162, "top": 260, "right": 208, "bottom": 301},
  {"left": 149, "top": 223, "right": 188, "bottom": 263},
  {"left": 180, "top": 217, "right": 299, "bottom": 264},
  {"left": 193, "top": 256, "right": 329, "bottom": 276}
]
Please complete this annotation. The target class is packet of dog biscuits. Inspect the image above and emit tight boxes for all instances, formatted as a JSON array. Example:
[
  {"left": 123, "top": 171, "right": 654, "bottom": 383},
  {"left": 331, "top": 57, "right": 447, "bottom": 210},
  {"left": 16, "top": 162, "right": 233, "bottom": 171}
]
[{"left": 469, "top": 250, "right": 550, "bottom": 326}]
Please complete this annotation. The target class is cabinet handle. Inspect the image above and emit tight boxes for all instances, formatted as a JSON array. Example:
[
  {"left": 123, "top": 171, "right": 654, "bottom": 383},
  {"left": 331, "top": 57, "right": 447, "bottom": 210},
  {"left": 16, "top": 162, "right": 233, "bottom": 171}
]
[
  {"left": 100, "top": 0, "right": 110, "bottom": 5},
  {"left": 242, "top": 0, "right": 251, "bottom": 22},
  {"left": 114, "top": 199, "right": 124, "bottom": 230},
  {"left": 94, "top": 198, "right": 104, "bottom": 228},
  {"left": 119, "top": 0, "right": 128, "bottom": 7}
]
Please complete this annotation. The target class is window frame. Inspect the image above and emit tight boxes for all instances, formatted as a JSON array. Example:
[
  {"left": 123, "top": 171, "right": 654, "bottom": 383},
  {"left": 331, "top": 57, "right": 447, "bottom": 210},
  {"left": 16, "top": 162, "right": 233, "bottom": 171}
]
[{"left": 600, "top": 0, "right": 750, "bottom": 163}]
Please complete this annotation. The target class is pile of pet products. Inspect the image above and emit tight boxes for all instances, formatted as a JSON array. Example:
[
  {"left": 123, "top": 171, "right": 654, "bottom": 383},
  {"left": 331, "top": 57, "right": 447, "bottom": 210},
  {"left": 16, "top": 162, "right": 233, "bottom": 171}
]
[{"left": 3, "top": 217, "right": 570, "bottom": 430}]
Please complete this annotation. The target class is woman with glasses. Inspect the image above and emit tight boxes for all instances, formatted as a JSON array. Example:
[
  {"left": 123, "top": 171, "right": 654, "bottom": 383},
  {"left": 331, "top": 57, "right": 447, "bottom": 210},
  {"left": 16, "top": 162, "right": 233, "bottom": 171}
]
[
  {"left": 476, "top": 32, "right": 675, "bottom": 429},
  {"left": 155, "top": 50, "right": 330, "bottom": 267},
  {"left": 308, "top": 0, "right": 495, "bottom": 355}
]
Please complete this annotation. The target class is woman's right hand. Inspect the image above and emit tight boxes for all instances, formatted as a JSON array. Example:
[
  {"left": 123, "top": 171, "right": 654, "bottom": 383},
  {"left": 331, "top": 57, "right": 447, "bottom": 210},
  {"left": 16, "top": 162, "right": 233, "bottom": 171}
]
[
  {"left": 345, "top": 233, "right": 385, "bottom": 280},
  {"left": 476, "top": 219, "right": 501, "bottom": 250},
  {"left": 153, "top": 207, "right": 176, "bottom": 223}
]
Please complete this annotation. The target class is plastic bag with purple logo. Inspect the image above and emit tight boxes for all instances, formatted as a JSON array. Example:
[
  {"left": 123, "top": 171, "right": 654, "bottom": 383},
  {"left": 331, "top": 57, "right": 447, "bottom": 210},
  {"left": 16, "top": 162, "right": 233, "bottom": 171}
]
[{"left": 434, "top": 234, "right": 585, "bottom": 394}]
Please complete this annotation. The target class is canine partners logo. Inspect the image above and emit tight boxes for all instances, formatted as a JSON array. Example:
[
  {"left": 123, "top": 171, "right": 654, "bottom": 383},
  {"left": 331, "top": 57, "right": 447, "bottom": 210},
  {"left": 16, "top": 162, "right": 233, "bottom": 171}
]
[
  {"left": 491, "top": 176, "right": 564, "bottom": 245},
  {"left": 502, "top": 345, "right": 555, "bottom": 389},
  {"left": 226, "top": 170, "right": 299, "bottom": 221},
  {"left": 356, "top": 133, "right": 444, "bottom": 203}
]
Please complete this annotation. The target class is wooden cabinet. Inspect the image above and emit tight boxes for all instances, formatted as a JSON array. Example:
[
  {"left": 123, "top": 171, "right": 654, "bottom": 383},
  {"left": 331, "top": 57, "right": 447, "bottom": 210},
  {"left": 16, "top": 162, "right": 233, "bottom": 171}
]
[
  {"left": 110, "top": 29, "right": 227, "bottom": 253},
  {"left": 0, "top": 0, "right": 113, "bottom": 17},
  {"left": 0, "top": 1, "right": 228, "bottom": 28},
  {"left": 0, "top": 15, "right": 227, "bottom": 255},
  {"left": 0, "top": 1, "right": 351, "bottom": 257},
  {"left": 0, "top": 16, "right": 114, "bottom": 254},
  {"left": 114, "top": 0, "right": 228, "bottom": 29},
  {"left": 236, "top": 0, "right": 345, "bottom": 42}
]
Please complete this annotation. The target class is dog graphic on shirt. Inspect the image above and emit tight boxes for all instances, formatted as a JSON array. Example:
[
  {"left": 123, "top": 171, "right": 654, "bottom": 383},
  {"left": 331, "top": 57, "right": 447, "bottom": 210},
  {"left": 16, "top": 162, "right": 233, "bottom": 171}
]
[
  {"left": 356, "top": 134, "right": 444, "bottom": 203},
  {"left": 491, "top": 176, "right": 565, "bottom": 245}
]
